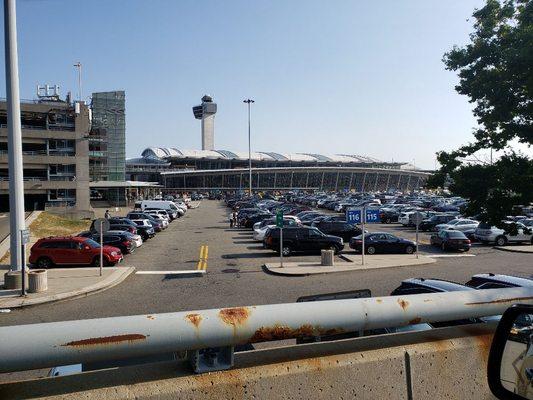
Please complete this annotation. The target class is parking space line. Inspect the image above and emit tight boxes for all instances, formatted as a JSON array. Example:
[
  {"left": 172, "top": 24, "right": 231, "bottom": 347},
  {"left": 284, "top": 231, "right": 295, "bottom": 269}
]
[
  {"left": 428, "top": 254, "right": 476, "bottom": 258},
  {"left": 136, "top": 270, "right": 206, "bottom": 275}
]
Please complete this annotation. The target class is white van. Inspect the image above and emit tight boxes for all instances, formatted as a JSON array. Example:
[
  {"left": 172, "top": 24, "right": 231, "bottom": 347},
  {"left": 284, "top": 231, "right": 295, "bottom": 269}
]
[{"left": 140, "top": 200, "right": 180, "bottom": 219}]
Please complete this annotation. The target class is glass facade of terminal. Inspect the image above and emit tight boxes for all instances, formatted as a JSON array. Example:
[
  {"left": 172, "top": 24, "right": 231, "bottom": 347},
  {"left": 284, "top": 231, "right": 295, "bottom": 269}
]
[
  {"left": 90, "top": 91, "right": 126, "bottom": 181},
  {"left": 162, "top": 169, "right": 426, "bottom": 192}
]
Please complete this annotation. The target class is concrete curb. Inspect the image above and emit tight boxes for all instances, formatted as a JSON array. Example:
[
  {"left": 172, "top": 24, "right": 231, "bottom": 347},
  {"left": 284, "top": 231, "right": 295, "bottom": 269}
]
[
  {"left": 493, "top": 245, "right": 533, "bottom": 254},
  {"left": 0, "top": 211, "right": 42, "bottom": 261},
  {"left": 264, "top": 255, "right": 436, "bottom": 276},
  {"left": 0, "top": 266, "right": 135, "bottom": 309}
]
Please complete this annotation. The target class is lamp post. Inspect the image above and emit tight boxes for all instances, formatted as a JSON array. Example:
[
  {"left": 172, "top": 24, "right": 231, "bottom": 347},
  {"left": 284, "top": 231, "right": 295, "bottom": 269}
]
[
  {"left": 243, "top": 99, "right": 254, "bottom": 197},
  {"left": 4, "top": 0, "right": 26, "bottom": 272}
]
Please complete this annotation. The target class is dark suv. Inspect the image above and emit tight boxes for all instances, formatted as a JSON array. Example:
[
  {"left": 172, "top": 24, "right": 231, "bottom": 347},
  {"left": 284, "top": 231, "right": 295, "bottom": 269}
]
[
  {"left": 263, "top": 226, "right": 344, "bottom": 256},
  {"left": 78, "top": 231, "right": 136, "bottom": 254},
  {"left": 312, "top": 221, "right": 363, "bottom": 241}
]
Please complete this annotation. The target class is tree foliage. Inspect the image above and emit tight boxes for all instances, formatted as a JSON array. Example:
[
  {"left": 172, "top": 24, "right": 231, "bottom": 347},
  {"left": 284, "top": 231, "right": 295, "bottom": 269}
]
[
  {"left": 431, "top": 0, "right": 533, "bottom": 227},
  {"left": 443, "top": 0, "right": 533, "bottom": 155}
]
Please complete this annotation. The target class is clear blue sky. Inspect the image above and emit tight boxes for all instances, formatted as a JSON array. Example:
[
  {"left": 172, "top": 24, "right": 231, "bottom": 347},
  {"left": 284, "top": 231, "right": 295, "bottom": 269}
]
[{"left": 1, "top": 0, "right": 486, "bottom": 169}]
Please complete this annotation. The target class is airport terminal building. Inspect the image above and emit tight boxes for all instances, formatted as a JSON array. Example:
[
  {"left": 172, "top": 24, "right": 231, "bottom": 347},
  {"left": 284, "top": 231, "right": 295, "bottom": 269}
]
[{"left": 127, "top": 148, "right": 429, "bottom": 192}]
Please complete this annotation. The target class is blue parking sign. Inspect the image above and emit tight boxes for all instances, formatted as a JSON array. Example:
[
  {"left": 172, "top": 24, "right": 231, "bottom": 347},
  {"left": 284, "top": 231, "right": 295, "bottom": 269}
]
[
  {"left": 346, "top": 209, "right": 362, "bottom": 224},
  {"left": 365, "top": 209, "right": 381, "bottom": 223}
]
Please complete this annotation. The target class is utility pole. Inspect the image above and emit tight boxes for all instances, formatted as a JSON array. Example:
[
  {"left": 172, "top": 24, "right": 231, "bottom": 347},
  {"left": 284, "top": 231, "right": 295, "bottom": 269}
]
[
  {"left": 73, "top": 62, "right": 82, "bottom": 102},
  {"left": 4, "top": 0, "right": 26, "bottom": 272},
  {"left": 243, "top": 99, "right": 254, "bottom": 197}
]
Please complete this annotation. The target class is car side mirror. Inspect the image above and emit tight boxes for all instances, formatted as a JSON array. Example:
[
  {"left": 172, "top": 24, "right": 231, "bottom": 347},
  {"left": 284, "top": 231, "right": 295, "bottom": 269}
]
[{"left": 488, "top": 304, "right": 533, "bottom": 399}]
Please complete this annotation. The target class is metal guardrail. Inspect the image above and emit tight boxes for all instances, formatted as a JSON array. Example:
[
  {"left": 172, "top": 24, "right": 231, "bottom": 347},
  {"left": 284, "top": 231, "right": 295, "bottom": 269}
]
[{"left": 0, "top": 287, "right": 531, "bottom": 374}]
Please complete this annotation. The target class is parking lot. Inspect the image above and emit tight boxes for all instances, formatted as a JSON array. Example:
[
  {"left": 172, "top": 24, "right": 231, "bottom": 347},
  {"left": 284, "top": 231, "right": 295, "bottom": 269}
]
[{"left": 0, "top": 200, "right": 531, "bottom": 327}]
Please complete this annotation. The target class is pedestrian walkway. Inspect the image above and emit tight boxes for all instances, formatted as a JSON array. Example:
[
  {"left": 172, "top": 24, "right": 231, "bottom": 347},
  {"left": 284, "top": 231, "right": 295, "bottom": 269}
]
[{"left": 0, "top": 266, "right": 135, "bottom": 309}]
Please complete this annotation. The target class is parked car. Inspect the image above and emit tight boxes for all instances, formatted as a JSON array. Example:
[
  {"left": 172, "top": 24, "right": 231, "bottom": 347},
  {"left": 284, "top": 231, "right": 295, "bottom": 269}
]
[
  {"left": 241, "top": 211, "right": 273, "bottom": 228},
  {"left": 349, "top": 232, "right": 416, "bottom": 255},
  {"left": 126, "top": 212, "right": 163, "bottom": 232},
  {"left": 430, "top": 230, "right": 471, "bottom": 252},
  {"left": 253, "top": 219, "right": 299, "bottom": 242},
  {"left": 434, "top": 218, "right": 479, "bottom": 232},
  {"left": 90, "top": 218, "right": 138, "bottom": 235},
  {"left": 131, "top": 219, "right": 156, "bottom": 241},
  {"left": 390, "top": 278, "right": 497, "bottom": 326},
  {"left": 312, "top": 220, "right": 363, "bottom": 242},
  {"left": 465, "top": 273, "right": 533, "bottom": 289},
  {"left": 145, "top": 212, "right": 169, "bottom": 229},
  {"left": 29, "top": 236, "right": 122, "bottom": 268},
  {"left": 139, "top": 200, "right": 181, "bottom": 219},
  {"left": 78, "top": 231, "right": 136, "bottom": 254},
  {"left": 263, "top": 226, "right": 344, "bottom": 256},
  {"left": 418, "top": 214, "right": 458, "bottom": 231},
  {"left": 474, "top": 221, "right": 533, "bottom": 246},
  {"left": 144, "top": 209, "right": 171, "bottom": 222}
]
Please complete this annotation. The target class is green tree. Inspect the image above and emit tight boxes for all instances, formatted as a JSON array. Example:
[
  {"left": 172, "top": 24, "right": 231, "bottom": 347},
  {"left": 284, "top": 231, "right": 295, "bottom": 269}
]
[{"left": 432, "top": 0, "right": 533, "bottom": 226}]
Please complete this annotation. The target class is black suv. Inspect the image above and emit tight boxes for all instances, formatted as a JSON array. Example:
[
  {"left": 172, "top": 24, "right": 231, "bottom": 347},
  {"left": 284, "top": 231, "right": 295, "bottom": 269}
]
[
  {"left": 313, "top": 221, "right": 363, "bottom": 241},
  {"left": 263, "top": 226, "right": 344, "bottom": 256}
]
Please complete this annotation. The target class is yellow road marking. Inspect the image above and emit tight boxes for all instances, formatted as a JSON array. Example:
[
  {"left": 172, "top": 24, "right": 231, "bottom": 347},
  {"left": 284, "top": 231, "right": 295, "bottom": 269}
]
[{"left": 197, "top": 245, "right": 208, "bottom": 271}]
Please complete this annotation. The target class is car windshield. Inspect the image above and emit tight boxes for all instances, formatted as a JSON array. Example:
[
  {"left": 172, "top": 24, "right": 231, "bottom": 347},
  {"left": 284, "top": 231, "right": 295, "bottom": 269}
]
[{"left": 84, "top": 239, "right": 101, "bottom": 249}]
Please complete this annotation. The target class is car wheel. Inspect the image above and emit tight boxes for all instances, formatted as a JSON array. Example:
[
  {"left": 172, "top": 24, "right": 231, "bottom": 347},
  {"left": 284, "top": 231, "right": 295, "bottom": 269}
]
[
  {"left": 385, "top": 218, "right": 391, "bottom": 224},
  {"left": 495, "top": 236, "right": 507, "bottom": 246},
  {"left": 92, "top": 256, "right": 107, "bottom": 268},
  {"left": 405, "top": 245, "right": 414, "bottom": 254},
  {"left": 281, "top": 246, "right": 292, "bottom": 256},
  {"left": 36, "top": 257, "right": 53, "bottom": 269},
  {"left": 367, "top": 246, "right": 376, "bottom": 255}
]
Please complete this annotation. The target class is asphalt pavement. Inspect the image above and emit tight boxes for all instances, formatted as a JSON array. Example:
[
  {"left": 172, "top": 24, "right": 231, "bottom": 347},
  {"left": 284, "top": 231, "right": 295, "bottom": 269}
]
[{"left": 1, "top": 200, "right": 531, "bottom": 327}]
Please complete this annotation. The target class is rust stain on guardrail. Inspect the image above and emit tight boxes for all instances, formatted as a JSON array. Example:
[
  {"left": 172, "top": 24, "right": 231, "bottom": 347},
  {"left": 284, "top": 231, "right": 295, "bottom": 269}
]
[
  {"left": 185, "top": 313, "right": 203, "bottom": 328},
  {"left": 409, "top": 317, "right": 422, "bottom": 324},
  {"left": 398, "top": 299, "right": 410, "bottom": 310},
  {"left": 250, "top": 324, "right": 345, "bottom": 342},
  {"left": 219, "top": 307, "right": 250, "bottom": 326},
  {"left": 464, "top": 296, "right": 533, "bottom": 306},
  {"left": 61, "top": 334, "right": 147, "bottom": 347}
]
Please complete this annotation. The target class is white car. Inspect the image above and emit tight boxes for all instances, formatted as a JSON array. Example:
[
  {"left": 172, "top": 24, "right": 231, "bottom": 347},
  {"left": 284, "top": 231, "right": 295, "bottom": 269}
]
[
  {"left": 148, "top": 213, "right": 169, "bottom": 229},
  {"left": 475, "top": 222, "right": 533, "bottom": 246},
  {"left": 107, "top": 230, "right": 143, "bottom": 248},
  {"left": 146, "top": 209, "right": 170, "bottom": 222},
  {"left": 435, "top": 219, "right": 479, "bottom": 232},
  {"left": 253, "top": 219, "right": 299, "bottom": 242}
]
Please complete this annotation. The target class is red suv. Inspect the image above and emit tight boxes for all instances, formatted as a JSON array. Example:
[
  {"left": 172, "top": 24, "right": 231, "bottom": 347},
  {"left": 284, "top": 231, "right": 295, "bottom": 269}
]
[{"left": 29, "top": 236, "right": 123, "bottom": 268}]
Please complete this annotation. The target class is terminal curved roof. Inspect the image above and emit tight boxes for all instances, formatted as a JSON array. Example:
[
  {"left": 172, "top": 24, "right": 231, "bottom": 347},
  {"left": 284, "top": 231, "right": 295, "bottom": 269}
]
[{"left": 141, "top": 147, "right": 388, "bottom": 165}]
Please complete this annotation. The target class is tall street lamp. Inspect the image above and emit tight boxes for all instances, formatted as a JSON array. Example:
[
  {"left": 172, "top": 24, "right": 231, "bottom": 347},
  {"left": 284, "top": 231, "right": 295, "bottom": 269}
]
[
  {"left": 4, "top": 0, "right": 26, "bottom": 272},
  {"left": 243, "top": 99, "right": 254, "bottom": 196}
]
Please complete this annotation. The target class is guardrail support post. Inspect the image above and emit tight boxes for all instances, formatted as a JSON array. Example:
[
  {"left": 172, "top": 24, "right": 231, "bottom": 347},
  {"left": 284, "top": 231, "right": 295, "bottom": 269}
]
[{"left": 188, "top": 346, "right": 234, "bottom": 373}]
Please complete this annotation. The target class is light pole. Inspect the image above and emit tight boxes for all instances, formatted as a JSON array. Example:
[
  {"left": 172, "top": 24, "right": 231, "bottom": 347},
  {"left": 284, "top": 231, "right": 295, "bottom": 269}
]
[
  {"left": 4, "top": 0, "right": 26, "bottom": 272},
  {"left": 243, "top": 99, "right": 254, "bottom": 197},
  {"left": 73, "top": 62, "right": 82, "bottom": 102}
]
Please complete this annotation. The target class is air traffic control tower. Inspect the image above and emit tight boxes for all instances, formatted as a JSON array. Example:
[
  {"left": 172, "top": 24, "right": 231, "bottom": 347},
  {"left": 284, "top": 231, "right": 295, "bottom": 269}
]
[{"left": 192, "top": 95, "right": 217, "bottom": 150}]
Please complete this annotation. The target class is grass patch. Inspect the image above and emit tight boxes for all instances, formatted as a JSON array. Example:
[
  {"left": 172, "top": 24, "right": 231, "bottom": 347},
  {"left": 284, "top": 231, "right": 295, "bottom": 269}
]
[{"left": 29, "top": 212, "right": 91, "bottom": 238}]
